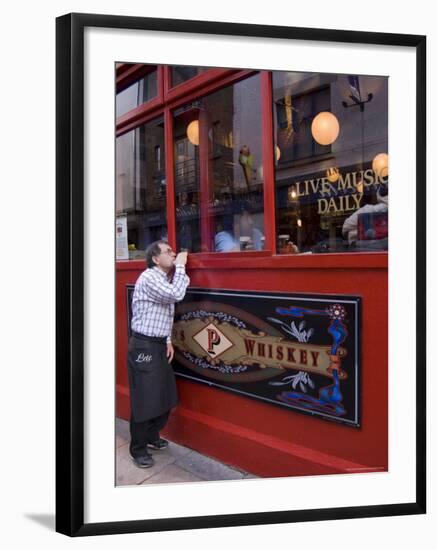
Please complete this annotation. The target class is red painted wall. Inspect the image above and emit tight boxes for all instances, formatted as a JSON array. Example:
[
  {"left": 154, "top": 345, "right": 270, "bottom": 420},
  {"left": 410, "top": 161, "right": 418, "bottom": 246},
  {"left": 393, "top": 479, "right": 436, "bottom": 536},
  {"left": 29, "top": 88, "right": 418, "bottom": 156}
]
[{"left": 116, "top": 253, "right": 388, "bottom": 478}]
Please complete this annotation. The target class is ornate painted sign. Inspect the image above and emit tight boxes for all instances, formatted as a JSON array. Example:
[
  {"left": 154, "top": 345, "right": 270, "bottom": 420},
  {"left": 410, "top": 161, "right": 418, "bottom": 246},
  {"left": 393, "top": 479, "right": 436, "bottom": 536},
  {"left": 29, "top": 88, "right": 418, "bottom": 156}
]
[{"left": 126, "top": 286, "right": 361, "bottom": 427}]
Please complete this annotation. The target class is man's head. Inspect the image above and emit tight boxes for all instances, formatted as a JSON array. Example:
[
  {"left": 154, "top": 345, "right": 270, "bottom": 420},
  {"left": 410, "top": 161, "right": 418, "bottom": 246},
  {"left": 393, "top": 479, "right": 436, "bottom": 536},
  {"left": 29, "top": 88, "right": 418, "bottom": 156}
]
[
  {"left": 145, "top": 240, "right": 176, "bottom": 272},
  {"left": 222, "top": 213, "right": 234, "bottom": 232},
  {"left": 238, "top": 200, "right": 254, "bottom": 236}
]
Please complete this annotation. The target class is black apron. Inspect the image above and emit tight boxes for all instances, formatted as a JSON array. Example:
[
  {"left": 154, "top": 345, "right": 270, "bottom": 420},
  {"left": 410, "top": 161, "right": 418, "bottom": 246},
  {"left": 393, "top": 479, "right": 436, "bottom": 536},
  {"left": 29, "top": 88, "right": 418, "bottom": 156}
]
[{"left": 127, "top": 334, "right": 178, "bottom": 422}]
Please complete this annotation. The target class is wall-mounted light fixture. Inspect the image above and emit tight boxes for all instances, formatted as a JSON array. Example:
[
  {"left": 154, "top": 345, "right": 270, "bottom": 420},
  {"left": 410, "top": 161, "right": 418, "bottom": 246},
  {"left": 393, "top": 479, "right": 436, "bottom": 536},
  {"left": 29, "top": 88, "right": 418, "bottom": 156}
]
[
  {"left": 311, "top": 112, "right": 340, "bottom": 145},
  {"left": 372, "top": 153, "right": 389, "bottom": 178},
  {"left": 275, "top": 145, "right": 281, "bottom": 162},
  {"left": 186, "top": 120, "right": 199, "bottom": 145}
]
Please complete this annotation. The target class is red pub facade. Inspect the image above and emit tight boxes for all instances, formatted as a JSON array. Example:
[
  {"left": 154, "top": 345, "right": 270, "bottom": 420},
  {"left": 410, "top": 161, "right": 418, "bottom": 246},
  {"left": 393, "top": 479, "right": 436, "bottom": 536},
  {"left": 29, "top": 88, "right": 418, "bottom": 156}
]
[{"left": 115, "top": 63, "right": 388, "bottom": 478}]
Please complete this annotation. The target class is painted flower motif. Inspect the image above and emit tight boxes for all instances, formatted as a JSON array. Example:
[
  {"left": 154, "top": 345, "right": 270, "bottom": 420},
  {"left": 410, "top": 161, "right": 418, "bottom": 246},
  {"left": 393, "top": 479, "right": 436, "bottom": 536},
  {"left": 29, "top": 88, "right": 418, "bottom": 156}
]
[
  {"left": 326, "top": 304, "right": 346, "bottom": 321},
  {"left": 269, "top": 371, "right": 315, "bottom": 393},
  {"left": 266, "top": 317, "right": 314, "bottom": 342}
]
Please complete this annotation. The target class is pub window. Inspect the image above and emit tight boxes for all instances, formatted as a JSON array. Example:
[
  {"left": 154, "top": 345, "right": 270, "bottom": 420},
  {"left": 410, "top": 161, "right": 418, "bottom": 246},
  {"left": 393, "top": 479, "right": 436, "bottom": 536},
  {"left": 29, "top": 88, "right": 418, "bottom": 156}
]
[
  {"left": 116, "top": 116, "right": 167, "bottom": 259},
  {"left": 171, "top": 65, "right": 208, "bottom": 87},
  {"left": 173, "top": 73, "right": 265, "bottom": 253},
  {"left": 273, "top": 71, "right": 389, "bottom": 254},
  {"left": 116, "top": 67, "right": 158, "bottom": 118}
]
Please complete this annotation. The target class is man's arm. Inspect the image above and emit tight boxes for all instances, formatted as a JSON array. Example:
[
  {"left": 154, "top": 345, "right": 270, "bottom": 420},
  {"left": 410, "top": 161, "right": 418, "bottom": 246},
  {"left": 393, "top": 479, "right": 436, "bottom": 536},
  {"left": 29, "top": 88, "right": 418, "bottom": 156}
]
[
  {"left": 145, "top": 264, "right": 190, "bottom": 304},
  {"left": 167, "top": 253, "right": 190, "bottom": 348}
]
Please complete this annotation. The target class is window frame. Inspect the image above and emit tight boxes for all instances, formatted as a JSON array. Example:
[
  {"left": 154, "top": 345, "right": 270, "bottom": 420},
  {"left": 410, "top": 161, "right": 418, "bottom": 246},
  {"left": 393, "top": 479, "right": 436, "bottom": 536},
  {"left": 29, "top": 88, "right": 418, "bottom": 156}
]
[
  {"left": 115, "top": 65, "right": 388, "bottom": 266},
  {"left": 116, "top": 65, "right": 164, "bottom": 131}
]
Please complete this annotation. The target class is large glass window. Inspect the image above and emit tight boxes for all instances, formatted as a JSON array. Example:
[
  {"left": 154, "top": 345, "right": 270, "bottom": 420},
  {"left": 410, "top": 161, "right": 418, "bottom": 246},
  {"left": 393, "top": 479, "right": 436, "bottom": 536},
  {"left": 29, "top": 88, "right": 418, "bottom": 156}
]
[
  {"left": 116, "top": 68, "right": 158, "bottom": 118},
  {"left": 116, "top": 117, "right": 167, "bottom": 259},
  {"left": 173, "top": 73, "right": 264, "bottom": 253},
  {"left": 173, "top": 110, "right": 201, "bottom": 253},
  {"left": 273, "top": 72, "right": 388, "bottom": 254},
  {"left": 171, "top": 66, "right": 208, "bottom": 87}
]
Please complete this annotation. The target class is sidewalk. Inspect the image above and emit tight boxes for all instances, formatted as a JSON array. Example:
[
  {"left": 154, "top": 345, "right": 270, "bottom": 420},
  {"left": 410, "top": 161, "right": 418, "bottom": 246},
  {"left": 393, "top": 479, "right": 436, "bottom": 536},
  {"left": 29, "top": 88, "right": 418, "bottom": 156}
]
[{"left": 116, "top": 418, "right": 258, "bottom": 486}]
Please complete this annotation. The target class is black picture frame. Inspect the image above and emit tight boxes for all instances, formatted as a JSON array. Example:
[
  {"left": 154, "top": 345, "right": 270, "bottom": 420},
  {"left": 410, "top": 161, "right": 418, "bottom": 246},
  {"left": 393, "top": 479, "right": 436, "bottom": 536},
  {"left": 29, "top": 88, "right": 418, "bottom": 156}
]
[{"left": 56, "top": 12, "right": 426, "bottom": 537}]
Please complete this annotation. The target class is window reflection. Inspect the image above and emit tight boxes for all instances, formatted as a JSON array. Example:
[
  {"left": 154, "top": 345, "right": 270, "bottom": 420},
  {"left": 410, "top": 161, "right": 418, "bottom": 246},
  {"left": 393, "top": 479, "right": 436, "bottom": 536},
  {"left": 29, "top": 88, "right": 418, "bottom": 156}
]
[
  {"left": 173, "top": 115, "right": 201, "bottom": 253},
  {"left": 173, "top": 74, "right": 264, "bottom": 253},
  {"left": 171, "top": 66, "right": 208, "bottom": 87},
  {"left": 273, "top": 72, "right": 388, "bottom": 254},
  {"left": 116, "top": 68, "right": 158, "bottom": 118},
  {"left": 116, "top": 117, "right": 167, "bottom": 259}
]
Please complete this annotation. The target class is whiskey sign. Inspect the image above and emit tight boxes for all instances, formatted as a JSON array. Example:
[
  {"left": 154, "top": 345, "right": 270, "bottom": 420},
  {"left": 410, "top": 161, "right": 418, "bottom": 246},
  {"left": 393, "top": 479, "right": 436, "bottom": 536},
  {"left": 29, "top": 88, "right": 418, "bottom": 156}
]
[{"left": 171, "top": 288, "right": 361, "bottom": 427}]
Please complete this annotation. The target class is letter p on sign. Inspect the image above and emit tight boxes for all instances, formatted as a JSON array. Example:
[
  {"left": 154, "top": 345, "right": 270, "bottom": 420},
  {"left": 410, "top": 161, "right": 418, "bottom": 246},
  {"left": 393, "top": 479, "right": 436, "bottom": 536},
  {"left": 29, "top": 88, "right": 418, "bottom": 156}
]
[{"left": 207, "top": 328, "right": 221, "bottom": 354}]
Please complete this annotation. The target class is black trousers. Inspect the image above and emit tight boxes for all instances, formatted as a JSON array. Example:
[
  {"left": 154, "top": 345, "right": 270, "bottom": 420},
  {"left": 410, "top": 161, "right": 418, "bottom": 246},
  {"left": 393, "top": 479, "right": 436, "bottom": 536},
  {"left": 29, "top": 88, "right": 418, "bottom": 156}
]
[{"left": 129, "top": 411, "right": 170, "bottom": 458}]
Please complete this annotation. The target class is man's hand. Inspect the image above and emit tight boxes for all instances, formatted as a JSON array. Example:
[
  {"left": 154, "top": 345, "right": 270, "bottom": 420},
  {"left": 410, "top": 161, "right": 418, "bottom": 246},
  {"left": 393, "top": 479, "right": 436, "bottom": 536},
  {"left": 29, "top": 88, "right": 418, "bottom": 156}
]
[
  {"left": 290, "top": 242, "right": 299, "bottom": 254},
  {"left": 167, "top": 342, "right": 174, "bottom": 362},
  {"left": 174, "top": 251, "right": 188, "bottom": 266}
]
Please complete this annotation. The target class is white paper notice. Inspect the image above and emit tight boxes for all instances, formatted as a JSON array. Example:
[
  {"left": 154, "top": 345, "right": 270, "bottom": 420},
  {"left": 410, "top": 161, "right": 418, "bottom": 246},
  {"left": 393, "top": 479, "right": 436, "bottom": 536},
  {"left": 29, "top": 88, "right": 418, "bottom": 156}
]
[{"left": 116, "top": 214, "right": 128, "bottom": 260}]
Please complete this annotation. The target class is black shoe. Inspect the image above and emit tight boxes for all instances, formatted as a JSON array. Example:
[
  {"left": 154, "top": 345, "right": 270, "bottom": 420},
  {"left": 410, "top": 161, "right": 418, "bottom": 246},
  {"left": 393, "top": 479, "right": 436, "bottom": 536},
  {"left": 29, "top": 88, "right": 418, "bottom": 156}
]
[
  {"left": 147, "top": 438, "right": 169, "bottom": 450},
  {"left": 131, "top": 453, "right": 155, "bottom": 468}
]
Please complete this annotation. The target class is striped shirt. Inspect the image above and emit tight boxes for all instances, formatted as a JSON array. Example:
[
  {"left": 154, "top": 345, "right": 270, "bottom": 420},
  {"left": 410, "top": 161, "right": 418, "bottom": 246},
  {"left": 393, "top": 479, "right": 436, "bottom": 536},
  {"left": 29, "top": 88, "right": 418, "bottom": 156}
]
[{"left": 131, "top": 264, "right": 190, "bottom": 344}]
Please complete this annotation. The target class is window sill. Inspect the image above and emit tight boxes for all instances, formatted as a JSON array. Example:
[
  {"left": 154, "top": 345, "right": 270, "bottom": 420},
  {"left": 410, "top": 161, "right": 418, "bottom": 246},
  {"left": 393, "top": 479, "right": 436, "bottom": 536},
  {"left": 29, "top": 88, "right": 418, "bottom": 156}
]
[{"left": 116, "top": 251, "right": 388, "bottom": 271}]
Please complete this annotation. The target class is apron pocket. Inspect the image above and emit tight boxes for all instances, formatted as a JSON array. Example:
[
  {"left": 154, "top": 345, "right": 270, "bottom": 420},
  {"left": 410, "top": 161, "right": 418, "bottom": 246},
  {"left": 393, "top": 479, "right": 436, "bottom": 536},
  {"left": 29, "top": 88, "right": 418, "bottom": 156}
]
[{"left": 128, "top": 338, "right": 156, "bottom": 373}]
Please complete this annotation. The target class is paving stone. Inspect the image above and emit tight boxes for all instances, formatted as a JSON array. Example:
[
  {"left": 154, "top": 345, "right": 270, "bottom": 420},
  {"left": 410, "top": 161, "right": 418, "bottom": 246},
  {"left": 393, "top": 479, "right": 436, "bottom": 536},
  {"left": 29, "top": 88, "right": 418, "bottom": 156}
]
[
  {"left": 146, "top": 446, "right": 178, "bottom": 470},
  {"left": 141, "top": 463, "right": 205, "bottom": 485},
  {"left": 115, "top": 417, "right": 258, "bottom": 484},
  {"left": 174, "top": 450, "right": 246, "bottom": 481},
  {"left": 243, "top": 472, "right": 259, "bottom": 479},
  {"left": 115, "top": 418, "right": 130, "bottom": 441},
  {"left": 116, "top": 442, "right": 176, "bottom": 486},
  {"left": 116, "top": 435, "right": 128, "bottom": 448},
  {"left": 116, "top": 454, "right": 155, "bottom": 486},
  {"left": 159, "top": 440, "right": 193, "bottom": 460}
]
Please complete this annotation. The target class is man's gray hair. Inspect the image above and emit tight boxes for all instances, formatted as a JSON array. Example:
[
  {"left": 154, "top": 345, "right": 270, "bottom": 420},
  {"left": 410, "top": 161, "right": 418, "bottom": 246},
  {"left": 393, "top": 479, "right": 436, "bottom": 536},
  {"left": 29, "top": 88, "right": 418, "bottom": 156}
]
[{"left": 145, "top": 240, "right": 169, "bottom": 268}]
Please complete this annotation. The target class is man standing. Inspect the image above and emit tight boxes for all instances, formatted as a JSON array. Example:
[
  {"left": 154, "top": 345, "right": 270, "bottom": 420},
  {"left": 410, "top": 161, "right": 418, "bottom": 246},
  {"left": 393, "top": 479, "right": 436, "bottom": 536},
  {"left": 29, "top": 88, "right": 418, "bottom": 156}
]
[{"left": 127, "top": 240, "right": 190, "bottom": 468}]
